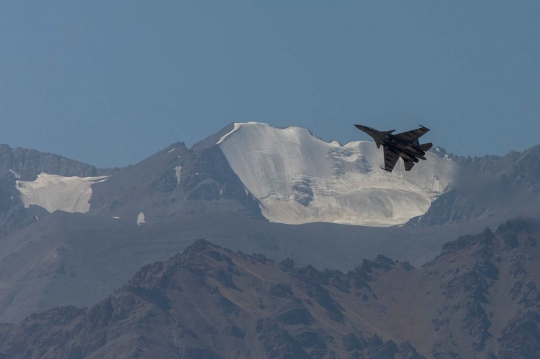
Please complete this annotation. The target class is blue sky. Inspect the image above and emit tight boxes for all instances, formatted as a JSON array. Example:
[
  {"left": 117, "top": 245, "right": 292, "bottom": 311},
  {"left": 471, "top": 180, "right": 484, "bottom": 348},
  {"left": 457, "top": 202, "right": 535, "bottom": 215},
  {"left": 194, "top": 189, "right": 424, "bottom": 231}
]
[{"left": 0, "top": 1, "right": 539, "bottom": 167}]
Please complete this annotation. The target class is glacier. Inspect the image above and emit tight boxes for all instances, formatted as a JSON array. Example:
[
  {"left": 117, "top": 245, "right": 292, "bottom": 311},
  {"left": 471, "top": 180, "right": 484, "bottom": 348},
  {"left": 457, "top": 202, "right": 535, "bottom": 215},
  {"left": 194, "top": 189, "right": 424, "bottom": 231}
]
[
  {"left": 218, "top": 122, "right": 455, "bottom": 226},
  {"left": 16, "top": 173, "right": 108, "bottom": 214}
]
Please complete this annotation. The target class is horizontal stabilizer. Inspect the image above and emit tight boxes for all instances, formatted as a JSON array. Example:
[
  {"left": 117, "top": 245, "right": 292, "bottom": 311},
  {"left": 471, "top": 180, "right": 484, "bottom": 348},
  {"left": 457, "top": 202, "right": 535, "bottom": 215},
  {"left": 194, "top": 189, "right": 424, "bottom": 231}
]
[
  {"left": 419, "top": 143, "right": 433, "bottom": 152},
  {"left": 403, "top": 159, "right": 415, "bottom": 171}
]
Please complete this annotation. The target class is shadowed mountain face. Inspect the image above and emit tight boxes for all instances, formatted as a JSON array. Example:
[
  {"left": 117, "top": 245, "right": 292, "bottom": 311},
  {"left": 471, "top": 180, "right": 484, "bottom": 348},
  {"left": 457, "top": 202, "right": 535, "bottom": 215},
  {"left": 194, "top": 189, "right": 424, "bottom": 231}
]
[
  {"left": 406, "top": 146, "right": 540, "bottom": 227},
  {"left": 1, "top": 218, "right": 540, "bottom": 359},
  {"left": 451, "top": 145, "right": 540, "bottom": 191},
  {"left": 88, "top": 136, "right": 263, "bottom": 221}
]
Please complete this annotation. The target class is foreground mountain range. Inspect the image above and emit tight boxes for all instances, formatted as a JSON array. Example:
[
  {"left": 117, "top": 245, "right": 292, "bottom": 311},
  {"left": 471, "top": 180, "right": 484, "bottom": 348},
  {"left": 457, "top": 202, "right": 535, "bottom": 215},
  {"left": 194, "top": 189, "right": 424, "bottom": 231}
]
[{"left": 1, "top": 218, "right": 539, "bottom": 359}]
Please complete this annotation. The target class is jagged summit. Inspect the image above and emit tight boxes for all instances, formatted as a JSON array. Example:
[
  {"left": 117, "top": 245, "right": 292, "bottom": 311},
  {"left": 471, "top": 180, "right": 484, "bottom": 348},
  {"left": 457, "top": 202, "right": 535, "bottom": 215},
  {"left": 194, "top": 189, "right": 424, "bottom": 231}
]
[{"left": 430, "top": 146, "right": 448, "bottom": 158}]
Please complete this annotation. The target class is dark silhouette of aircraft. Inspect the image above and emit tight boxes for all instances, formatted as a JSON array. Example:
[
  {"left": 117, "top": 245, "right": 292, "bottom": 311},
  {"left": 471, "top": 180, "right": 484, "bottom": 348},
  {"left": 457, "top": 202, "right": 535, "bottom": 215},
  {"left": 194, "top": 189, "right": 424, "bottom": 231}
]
[{"left": 354, "top": 124, "right": 433, "bottom": 172}]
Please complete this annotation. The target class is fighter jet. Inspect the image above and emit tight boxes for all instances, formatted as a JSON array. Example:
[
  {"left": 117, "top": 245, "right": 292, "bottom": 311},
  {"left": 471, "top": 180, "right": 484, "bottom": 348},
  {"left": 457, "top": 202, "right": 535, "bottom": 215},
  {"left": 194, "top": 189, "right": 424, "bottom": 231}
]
[{"left": 354, "top": 124, "right": 433, "bottom": 172}]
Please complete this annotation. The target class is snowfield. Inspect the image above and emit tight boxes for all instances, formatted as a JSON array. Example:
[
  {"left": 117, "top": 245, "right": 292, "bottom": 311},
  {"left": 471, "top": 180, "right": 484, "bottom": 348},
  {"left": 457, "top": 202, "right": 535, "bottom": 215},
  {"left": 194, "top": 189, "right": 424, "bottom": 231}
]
[
  {"left": 16, "top": 173, "right": 108, "bottom": 213},
  {"left": 218, "top": 122, "right": 456, "bottom": 226}
]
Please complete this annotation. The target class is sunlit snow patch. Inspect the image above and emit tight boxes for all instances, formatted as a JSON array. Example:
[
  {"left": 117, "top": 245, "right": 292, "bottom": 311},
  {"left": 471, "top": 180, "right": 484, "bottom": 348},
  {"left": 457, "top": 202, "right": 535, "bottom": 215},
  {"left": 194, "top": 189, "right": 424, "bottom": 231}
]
[
  {"left": 218, "top": 122, "right": 456, "bottom": 226},
  {"left": 16, "top": 173, "right": 108, "bottom": 213},
  {"left": 137, "top": 212, "right": 146, "bottom": 225},
  {"left": 175, "top": 166, "right": 182, "bottom": 185},
  {"left": 9, "top": 169, "right": 21, "bottom": 179},
  {"left": 216, "top": 123, "right": 243, "bottom": 145}
]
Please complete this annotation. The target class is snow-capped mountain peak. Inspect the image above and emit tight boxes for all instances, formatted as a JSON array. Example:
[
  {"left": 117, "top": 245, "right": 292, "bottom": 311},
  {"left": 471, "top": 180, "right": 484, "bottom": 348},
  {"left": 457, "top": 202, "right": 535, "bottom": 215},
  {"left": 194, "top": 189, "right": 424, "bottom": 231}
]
[{"left": 217, "top": 122, "right": 455, "bottom": 226}]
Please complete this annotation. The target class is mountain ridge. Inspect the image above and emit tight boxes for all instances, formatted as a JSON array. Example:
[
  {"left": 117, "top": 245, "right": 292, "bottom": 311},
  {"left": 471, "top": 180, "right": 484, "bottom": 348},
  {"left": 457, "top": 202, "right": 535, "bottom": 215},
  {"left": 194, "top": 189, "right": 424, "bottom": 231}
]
[
  {"left": 2, "top": 122, "right": 540, "bottom": 232},
  {"left": 1, "top": 218, "right": 540, "bottom": 358},
  {"left": 0, "top": 209, "right": 500, "bottom": 323}
]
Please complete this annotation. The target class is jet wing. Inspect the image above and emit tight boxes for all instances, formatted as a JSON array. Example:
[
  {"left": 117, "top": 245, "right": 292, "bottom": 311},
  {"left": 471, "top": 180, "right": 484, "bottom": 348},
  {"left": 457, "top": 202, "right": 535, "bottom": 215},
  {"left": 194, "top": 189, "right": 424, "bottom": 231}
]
[
  {"left": 382, "top": 147, "right": 399, "bottom": 172},
  {"left": 394, "top": 126, "right": 429, "bottom": 143}
]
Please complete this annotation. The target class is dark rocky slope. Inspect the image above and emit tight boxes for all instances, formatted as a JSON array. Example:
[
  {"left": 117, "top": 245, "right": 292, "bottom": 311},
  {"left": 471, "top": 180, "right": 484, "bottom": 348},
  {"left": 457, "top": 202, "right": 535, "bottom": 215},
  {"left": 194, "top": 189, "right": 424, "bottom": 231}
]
[
  {"left": 407, "top": 146, "right": 540, "bottom": 227},
  {"left": 0, "top": 206, "right": 507, "bottom": 324},
  {"left": 88, "top": 136, "right": 263, "bottom": 222},
  {"left": 87, "top": 123, "right": 262, "bottom": 221},
  {"left": 452, "top": 144, "right": 540, "bottom": 191},
  {"left": 2, "top": 218, "right": 540, "bottom": 358},
  {"left": 0, "top": 240, "right": 425, "bottom": 359},
  {"left": 0, "top": 144, "right": 116, "bottom": 181}
]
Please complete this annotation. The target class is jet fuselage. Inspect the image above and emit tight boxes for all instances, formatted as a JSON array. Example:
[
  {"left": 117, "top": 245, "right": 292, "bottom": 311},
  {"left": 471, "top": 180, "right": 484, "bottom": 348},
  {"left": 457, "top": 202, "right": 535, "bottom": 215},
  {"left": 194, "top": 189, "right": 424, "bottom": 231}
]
[
  {"left": 355, "top": 125, "right": 425, "bottom": 159},
  {"left": 354, "top": 124, "right": 433, "bottom": 172},
  {"left": 382, "top": 136, "right": 426, "bottom": 162}
]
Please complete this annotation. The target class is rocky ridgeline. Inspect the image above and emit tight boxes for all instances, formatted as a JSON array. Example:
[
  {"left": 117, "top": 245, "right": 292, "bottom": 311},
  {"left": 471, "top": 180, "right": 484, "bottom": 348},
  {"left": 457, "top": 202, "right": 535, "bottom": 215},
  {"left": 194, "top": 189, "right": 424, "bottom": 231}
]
[
  {"left": 87, "top": 136, "right": 263, "bottom": 220},
  {"left": 0, "top": 144, "right": 117, "bottom": 181},
  {"left": 1, "top": 218, "right": 539, "bottom": 358},
  {"left": 422, "top": 218, "right": 540, "bottom": 358},
  {"left": 451, "top": 145, "right": 540, "bottom": 191},
  {"left": 0, "top": 239, "right": 424, "bottom": 359}
]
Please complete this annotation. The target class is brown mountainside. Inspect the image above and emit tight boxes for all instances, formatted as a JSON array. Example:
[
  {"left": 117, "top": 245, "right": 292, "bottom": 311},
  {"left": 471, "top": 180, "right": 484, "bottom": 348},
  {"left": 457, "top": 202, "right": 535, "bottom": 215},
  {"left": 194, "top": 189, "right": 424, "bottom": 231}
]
[{"left": 1, "top": 219, "right": 540, "bottom": 359}]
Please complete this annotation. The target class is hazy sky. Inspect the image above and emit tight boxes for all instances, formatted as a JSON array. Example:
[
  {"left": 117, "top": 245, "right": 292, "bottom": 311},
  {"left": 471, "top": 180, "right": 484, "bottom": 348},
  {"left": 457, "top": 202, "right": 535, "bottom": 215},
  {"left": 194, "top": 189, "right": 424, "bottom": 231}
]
[{"left": 1, "top": 1, "right": 539, "bottom": 167}]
